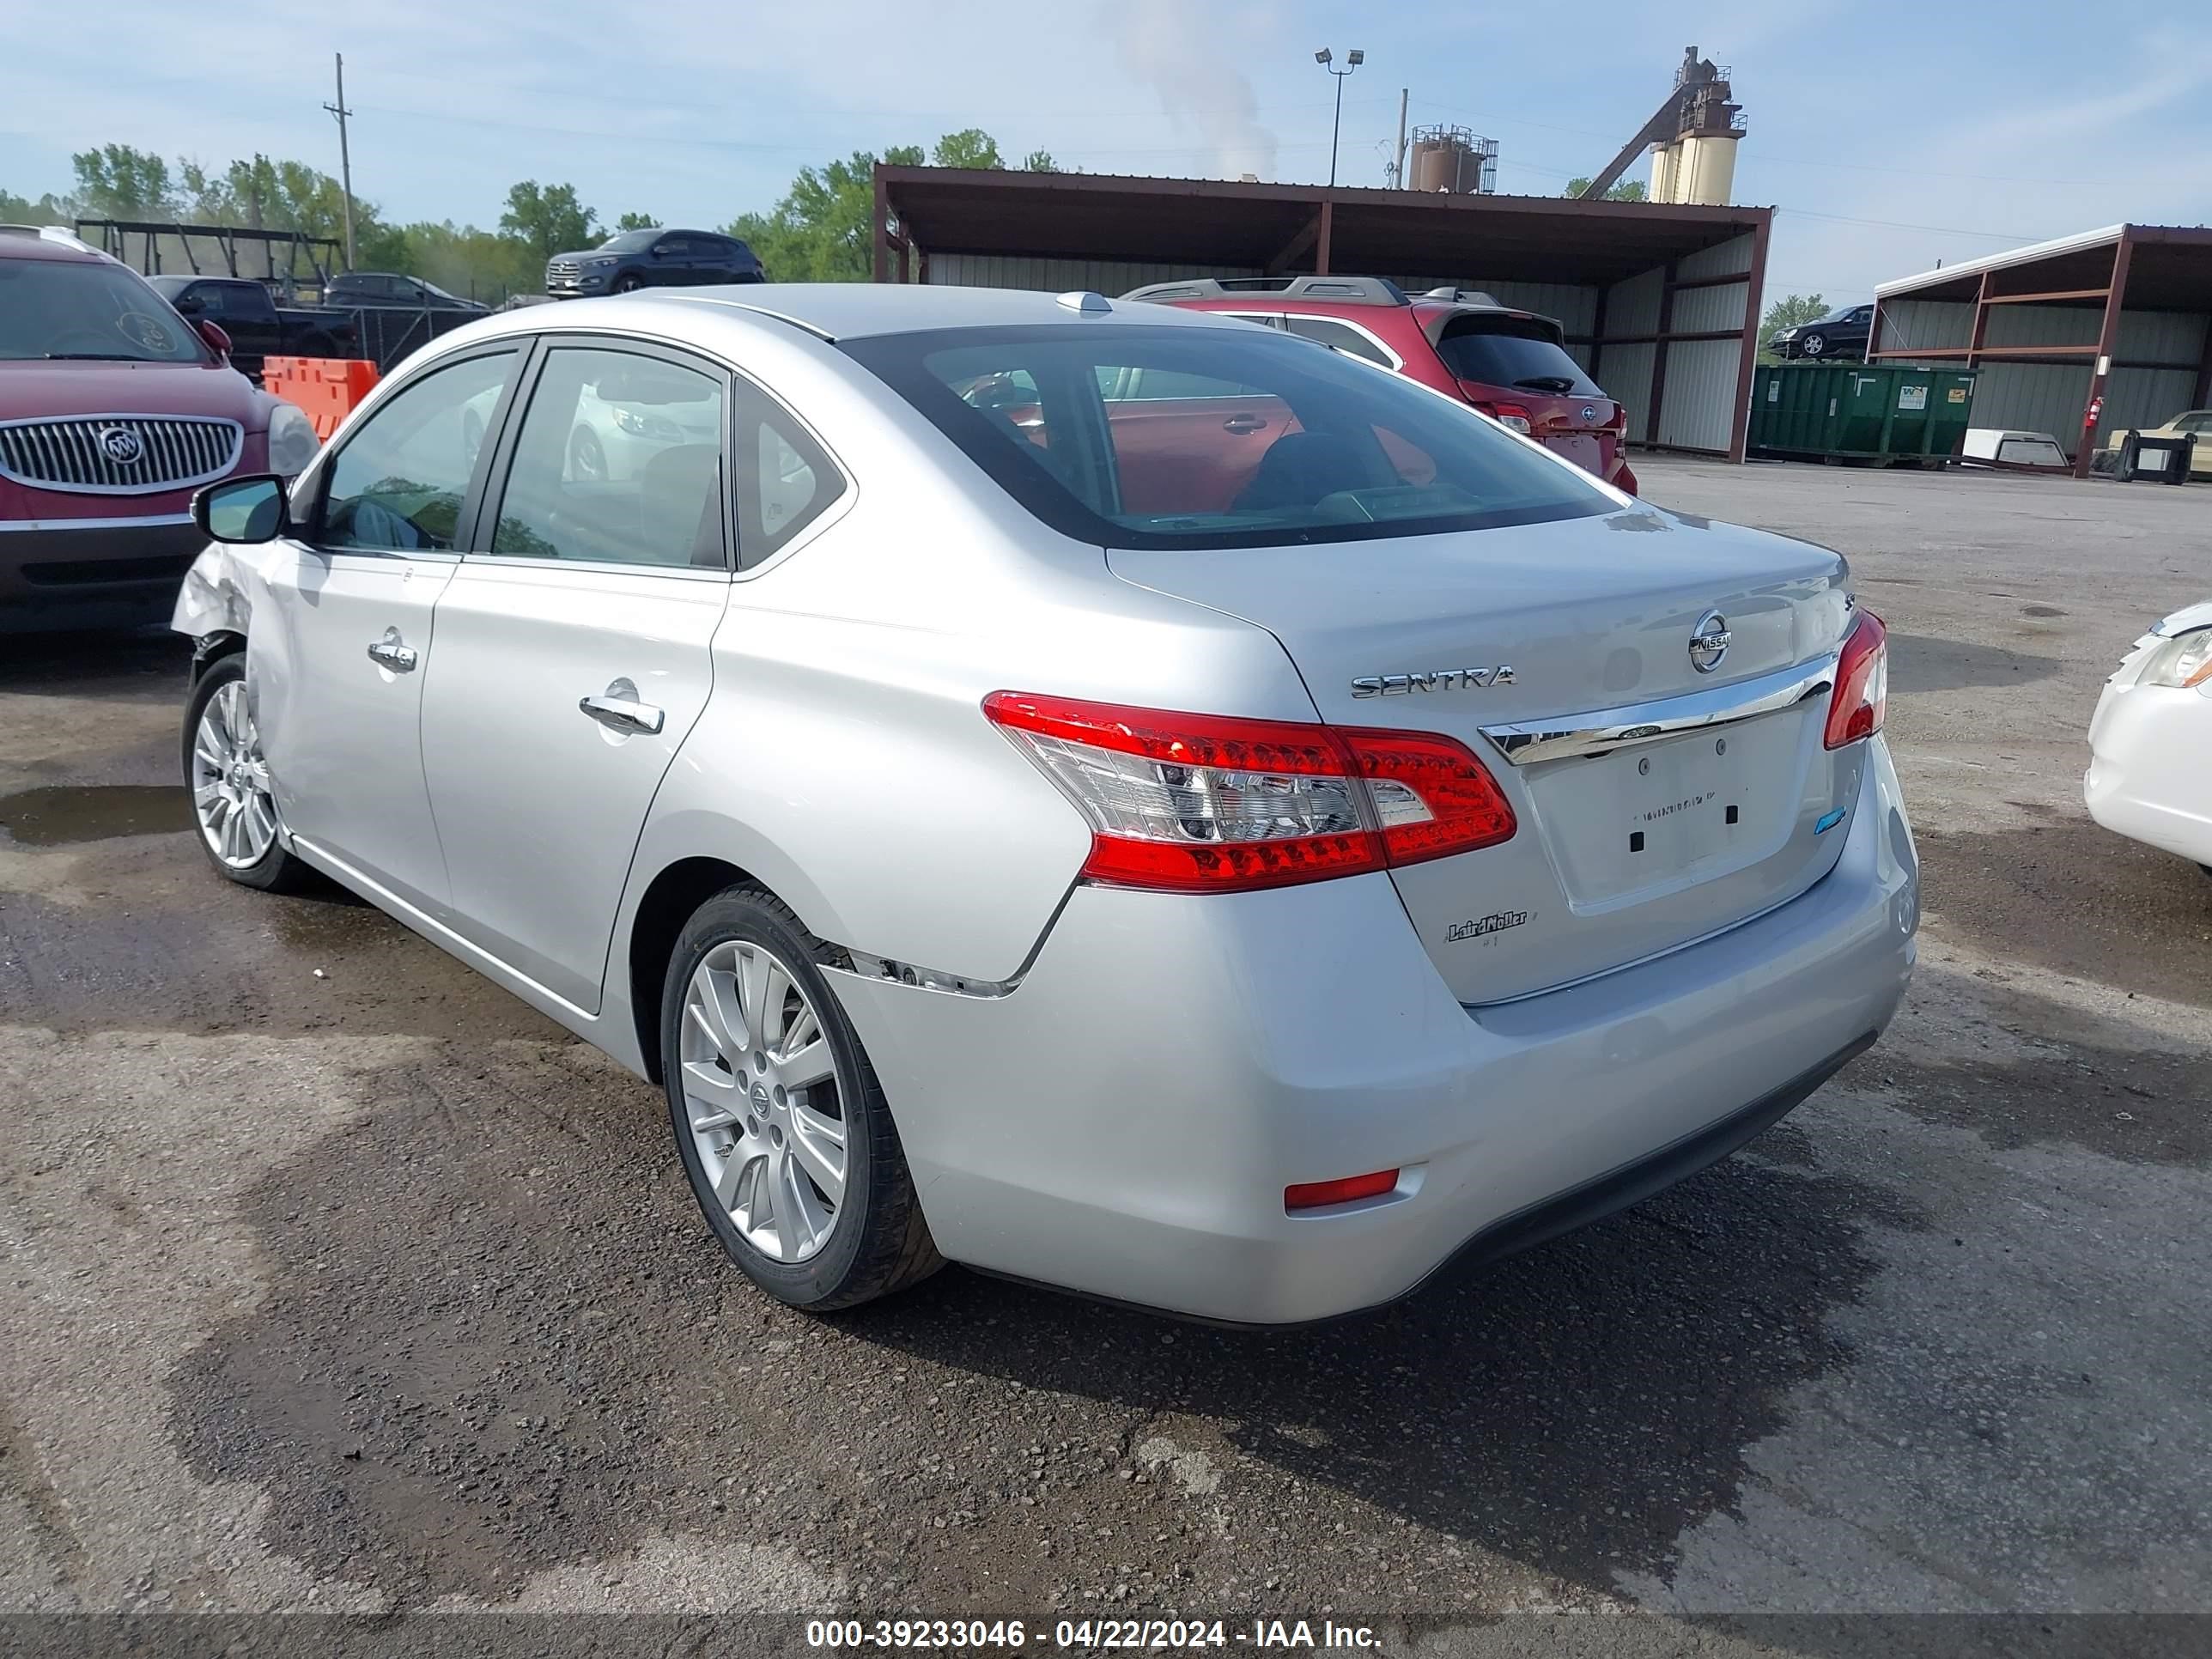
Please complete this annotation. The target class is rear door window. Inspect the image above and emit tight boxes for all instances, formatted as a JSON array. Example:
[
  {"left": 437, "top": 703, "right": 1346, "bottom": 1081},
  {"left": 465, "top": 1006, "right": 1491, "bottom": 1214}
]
[
  {"left": 841, "top": 323, "right": 1608, "bottom": 550},
  {"left": 483, "top": 344, "right": 729, "bottom": 568},
  {"left": 1283, "top": 316, "right": 1395, "bottom": 368}
]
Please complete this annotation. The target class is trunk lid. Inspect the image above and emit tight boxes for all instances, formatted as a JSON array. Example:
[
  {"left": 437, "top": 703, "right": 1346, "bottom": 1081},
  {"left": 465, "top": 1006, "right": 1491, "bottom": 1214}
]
[{"left": 1109, "top": 506, "right": 1863, "bottom": 1005}]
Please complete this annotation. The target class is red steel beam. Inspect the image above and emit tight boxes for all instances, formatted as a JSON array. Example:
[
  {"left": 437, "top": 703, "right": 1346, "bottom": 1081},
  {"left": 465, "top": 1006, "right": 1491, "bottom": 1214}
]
[
  {"left": 872, "top": 171, "right": 892, "bottom": 283},
  {"left": 2076, "top": 230, "right": 2135, "bottom": 479},
  {"left": 1314, "top": 199, "right": 1334, "bottom": 276},
  {"left": 1982, "top": 287, "right": 2112, "bottom": 305}
]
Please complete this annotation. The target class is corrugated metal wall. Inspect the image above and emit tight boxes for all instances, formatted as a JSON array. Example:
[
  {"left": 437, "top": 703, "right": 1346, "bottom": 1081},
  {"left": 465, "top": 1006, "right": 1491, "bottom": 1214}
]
[
  {"left": 1878, "top": 300, "right": 1972, "bottom": 351},
  {"left": 924, "top": 254, "right": 1262, "bottom": 293},
  {"left": 1676, "top": 234, "right": 1755, "bottom": 283},
  {"left": 1877, "top": 298, "right": 2206, "bottom": 453},
  {"left": 1604, "top": 267, "right": 1665, "bottom": 337},
  {"left": 1658, "top": 342, "right": 1743, "bottom": 450},
  {"left": 1603, "top": 342, "right": 1658, "bottom": 441},
  {"left": 1670, "top": 281, "right": 1749, "bottom": 334}
]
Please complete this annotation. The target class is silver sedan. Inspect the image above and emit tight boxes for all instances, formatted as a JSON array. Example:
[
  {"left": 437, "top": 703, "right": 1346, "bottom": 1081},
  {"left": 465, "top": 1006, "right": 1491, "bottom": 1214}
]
[{"left": 174, "top": 284, "right": 1917, "bottom": 1323}]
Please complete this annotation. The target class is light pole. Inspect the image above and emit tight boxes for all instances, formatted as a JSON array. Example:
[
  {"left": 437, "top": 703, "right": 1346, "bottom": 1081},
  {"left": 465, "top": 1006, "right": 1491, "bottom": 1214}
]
[{"left": 1315, "top": 47, "right": 1364, "bottom": 189}]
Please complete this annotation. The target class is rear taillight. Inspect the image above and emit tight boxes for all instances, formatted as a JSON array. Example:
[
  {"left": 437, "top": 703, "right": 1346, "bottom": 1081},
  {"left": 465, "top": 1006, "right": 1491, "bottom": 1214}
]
[
  {"left": 1824, "top": 611, "right": 1888, "bottom": 748},
  {"left": 1466, "top": 398, "right": 1534, "bottom": 435},
  {"left": 982, "top": 692, "right": 1516, "bottom": 894}
]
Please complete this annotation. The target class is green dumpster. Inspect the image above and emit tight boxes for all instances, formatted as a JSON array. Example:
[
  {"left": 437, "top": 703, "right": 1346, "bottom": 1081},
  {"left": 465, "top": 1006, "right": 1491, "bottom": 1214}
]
[{"left": 1749, "top": 362, "right": 1978, "bottom": 466}]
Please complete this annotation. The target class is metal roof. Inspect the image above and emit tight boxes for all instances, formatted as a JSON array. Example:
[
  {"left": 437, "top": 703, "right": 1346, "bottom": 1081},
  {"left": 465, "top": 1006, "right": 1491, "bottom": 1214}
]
[
  {"left": 877, "top": 167, "right": 1770, "bottom": 289},
  {"left": 1876, "top": 222, "right": 2212, "bottom": 310}
]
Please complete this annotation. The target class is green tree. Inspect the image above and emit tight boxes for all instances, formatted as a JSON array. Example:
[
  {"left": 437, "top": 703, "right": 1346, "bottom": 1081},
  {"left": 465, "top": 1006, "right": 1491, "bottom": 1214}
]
[
  {"left": 1562, "top": 177, "right": 1647, "bottom": 202},
  {"left": 1022, "top": 150, "right": 1060, "bottom": 173},
  {"left": 499, "top": 180, "right": 597, "bottom": 262},
  {"left": 1759, "top": 293, "right": 1829, "bottom": 362},
  {"left": 726, "top": 143, "right": 925, "bottom": 283},
  {"left": 70, "top": 144, "right": 174, "bottom": 217},
  {"left": 931, "top": 129, "right": 1003, "bottom": 170},
  {"left": 0, "top": 185, "right": 74, "bottom": 224},
  {"left": 615, "top": 211, "right": 658, "bottom": 232}
]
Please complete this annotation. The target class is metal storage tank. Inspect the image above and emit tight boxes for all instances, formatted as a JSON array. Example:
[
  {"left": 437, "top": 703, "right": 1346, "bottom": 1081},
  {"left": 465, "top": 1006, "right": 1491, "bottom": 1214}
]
[
  {"left": 1749, "top": 362, "right": 1978, "bottom": 465},
  {"left": 1407, "top": 125, "right": 1497, "bottom": 194}
]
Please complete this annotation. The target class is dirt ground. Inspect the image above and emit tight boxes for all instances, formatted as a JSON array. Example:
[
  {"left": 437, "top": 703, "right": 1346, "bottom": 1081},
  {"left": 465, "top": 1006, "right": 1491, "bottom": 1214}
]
[{"left": 2, "top": 457, "right": 2207, "bottom": 1653}]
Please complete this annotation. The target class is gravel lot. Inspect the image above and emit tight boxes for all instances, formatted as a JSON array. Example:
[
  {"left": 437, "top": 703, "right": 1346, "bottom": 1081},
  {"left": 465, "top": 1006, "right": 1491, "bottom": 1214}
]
[{"left": 2, "top": 458, "right": 2208, "bottom": 1649}]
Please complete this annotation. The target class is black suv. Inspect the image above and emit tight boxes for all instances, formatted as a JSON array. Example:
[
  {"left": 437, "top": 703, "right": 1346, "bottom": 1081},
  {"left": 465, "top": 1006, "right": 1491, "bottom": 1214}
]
[
  {"left": 545, "top": 228, "right": 764, "bottom": 298},
  {"left": 324, "top": 272, "right": 489, "bottom": 314},
  {"left": 1769, "top": 302, "right": 1874, "bottom": 361}
]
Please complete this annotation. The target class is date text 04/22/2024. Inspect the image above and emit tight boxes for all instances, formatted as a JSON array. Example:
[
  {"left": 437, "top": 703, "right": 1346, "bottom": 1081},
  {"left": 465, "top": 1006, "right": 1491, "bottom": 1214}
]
[{"left": 805, "top": 1619, "right": 1382, "bottom": 1650}]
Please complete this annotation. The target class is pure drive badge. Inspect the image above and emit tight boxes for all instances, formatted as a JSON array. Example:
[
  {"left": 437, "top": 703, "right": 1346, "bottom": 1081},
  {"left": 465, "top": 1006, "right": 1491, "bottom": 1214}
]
[{"left": 1446, "top": 909, "right": 1530, "bottom": 943}]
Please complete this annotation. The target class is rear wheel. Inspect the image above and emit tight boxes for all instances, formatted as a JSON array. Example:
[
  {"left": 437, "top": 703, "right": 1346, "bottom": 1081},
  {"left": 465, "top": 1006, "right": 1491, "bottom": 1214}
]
[
  {"left": 661, "top": 887, "right": 941, "bottom": 1310},
  {"left": 181, "top": 654, "right": 317, "bottom": 892}
]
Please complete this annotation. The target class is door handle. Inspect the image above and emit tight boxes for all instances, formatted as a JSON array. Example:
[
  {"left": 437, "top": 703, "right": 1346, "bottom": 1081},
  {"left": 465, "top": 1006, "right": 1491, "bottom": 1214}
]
[
  {"left": 366, "top": 629, "right": 417, "bottom": 672},
  {"left": 1222, "top": 415, "right": 1268, "bottom": 434},
  {"left": 578, "top": 681, "right": 665, "bottom": 736}
]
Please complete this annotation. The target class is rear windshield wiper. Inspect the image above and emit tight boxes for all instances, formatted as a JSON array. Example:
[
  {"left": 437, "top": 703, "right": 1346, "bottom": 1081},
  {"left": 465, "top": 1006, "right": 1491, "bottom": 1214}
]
[{"left": 1511, "top": 375, "right": 1577, "bottom": 392}]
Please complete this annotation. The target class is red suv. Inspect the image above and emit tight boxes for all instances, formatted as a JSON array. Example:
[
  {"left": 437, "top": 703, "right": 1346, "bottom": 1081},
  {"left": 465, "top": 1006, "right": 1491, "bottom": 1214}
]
[
  {"left": 0, "top": 225, "right": 320, "bottom": 632},
  {"left": 1125, "top": 275, "right": 1638, "bottom": 495}
]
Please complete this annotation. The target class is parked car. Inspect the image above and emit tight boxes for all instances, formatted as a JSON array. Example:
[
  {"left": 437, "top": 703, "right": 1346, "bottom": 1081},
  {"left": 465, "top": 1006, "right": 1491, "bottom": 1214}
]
[
  {"left": 544, "top": 228, "right": 765, "bottom": 299},
  {"left": 173, "top": 284, "right": 1915, "bottom": 1322},
  {"left": 1769, "top": 303, "right": 1873, "bottom": 361},
  {"left": 2086, "top": 599, "right": 2212, "bottom": 873},
  {"left": 2100, "top": 410, "right": 2212, "bottom": 478},
  {"left": 0, "top": 225, "right": 319, "bottom": 632},
  {"left": 324, "top": 271, "right": 489, "bottom": 314},
  {"left": 1125, "top": 275, "right": 1638, "bottom": 494},
  {"left": 145, "top": 276, "right": 359, "bottom": 381}
]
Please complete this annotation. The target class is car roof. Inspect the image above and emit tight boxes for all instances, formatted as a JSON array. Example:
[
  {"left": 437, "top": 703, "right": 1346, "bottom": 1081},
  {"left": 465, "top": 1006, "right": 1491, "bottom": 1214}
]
[
  {"left": 0, "top": 226, "right": 112, "bottom": 264},
  {"left": 657, "top": 283, "right": 1257, "bottom": 343}
]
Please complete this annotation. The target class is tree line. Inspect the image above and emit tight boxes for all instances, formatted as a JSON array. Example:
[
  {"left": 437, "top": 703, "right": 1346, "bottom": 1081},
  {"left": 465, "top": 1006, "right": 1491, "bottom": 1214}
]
[{"left": 3, "top": 131, "right": 1059, "bottom": 301}]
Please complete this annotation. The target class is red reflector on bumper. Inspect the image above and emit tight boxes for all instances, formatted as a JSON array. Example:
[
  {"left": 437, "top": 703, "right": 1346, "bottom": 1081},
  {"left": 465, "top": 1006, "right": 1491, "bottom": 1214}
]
[{"left": 1284, "top": 1169, "right": 1400, "bottom": 1211}]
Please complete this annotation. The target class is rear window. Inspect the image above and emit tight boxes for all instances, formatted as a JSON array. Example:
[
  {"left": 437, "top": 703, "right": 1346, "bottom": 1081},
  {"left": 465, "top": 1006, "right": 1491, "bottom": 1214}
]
[
  {"left": 841, "top": 323, "right": 1610, "bottom": 551},
  {"left": 1432, "top": 318, "right": 1601, "bottom": 398}
]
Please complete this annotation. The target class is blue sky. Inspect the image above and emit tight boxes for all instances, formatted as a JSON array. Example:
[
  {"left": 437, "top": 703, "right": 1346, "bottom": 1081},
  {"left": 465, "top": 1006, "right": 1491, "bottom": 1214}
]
[{"left": 4, "top": 0, "right": 2209, "bottom": 305}]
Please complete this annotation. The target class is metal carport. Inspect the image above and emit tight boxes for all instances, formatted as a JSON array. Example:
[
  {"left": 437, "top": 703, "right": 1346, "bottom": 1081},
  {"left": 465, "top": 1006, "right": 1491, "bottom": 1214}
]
[
  {"left": 872, "top": 166, "right": 1773, "bottom": 462},
  {"left": 1868, "top": 224, "right": 2212, "bottom": 478}
]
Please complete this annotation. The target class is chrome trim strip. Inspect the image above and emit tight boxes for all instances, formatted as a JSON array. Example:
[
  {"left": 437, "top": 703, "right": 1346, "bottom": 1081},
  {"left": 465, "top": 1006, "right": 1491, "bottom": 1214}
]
[
  {"left": 831, "top": 948, "right": 1019, "bottom": 1000},
  {"left": 0, "top": 513, "right": 197, "bottom": 532},
  {"left": 1480, "top": 653, "right": 1839, "bottom": 766}
]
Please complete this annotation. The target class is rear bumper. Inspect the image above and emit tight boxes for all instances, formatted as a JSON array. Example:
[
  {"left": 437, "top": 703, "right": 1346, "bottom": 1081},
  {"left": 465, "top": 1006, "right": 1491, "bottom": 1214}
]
[
  {"left": 2085, "top": 679, "right": 2212, "bottom": 865},
  {"left": 0, "top": 514, "right": 205, "bottom": 632},
  {"left": 833, "top": 738, "right": 1919, "bottom": 1324}
]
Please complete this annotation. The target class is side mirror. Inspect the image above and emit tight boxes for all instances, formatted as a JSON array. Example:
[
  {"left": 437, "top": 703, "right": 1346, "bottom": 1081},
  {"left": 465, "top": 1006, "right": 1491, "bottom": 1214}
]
[
  {"left": 173, "top": 292, "right": 206, "bottom": 316},
  {"left": 194, "top": 474, "right": 289, "bottom": 544},
  {"left": 194, "top": 319, "right": 232, "bottom": 358}
]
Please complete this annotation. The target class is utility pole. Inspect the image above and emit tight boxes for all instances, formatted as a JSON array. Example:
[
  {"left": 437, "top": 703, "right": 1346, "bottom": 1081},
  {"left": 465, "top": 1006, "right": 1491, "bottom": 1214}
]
[
  {"left": 325, "top": 52, "right": 356, "bottom": 271},
  {"left": 1393, "top": 88, "right": 1409, "bottom": 188}
]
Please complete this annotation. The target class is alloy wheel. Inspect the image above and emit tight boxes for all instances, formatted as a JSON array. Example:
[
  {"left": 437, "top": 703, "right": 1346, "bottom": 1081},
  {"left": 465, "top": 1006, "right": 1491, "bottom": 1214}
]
[
  {"left": 678, "top": 939, "right": 848, "bottom": 1264},
  {"left": 190, "top": 680, "right": 278, "bottom": 869}
]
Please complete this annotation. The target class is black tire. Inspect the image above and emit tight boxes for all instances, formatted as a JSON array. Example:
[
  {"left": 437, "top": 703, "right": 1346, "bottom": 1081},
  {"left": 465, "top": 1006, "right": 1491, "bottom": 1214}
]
[
  {"left": 180, "top": 653, "right": 319, "bottom": 893},
  {"left": 660, "top": 886, "right": 941, "bottom": 1310},
  {"left": 613, "top": 272, "right": 645, "bottom": 294},
  {"left": 1801, "top": 332, "right": 1827, "bottom": 358}
]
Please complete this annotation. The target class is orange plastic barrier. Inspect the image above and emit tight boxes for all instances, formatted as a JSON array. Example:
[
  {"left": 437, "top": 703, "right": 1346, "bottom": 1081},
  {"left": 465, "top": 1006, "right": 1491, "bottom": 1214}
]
[{"left": 263, "top": 356, "right": 381, "bottom": 441}]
